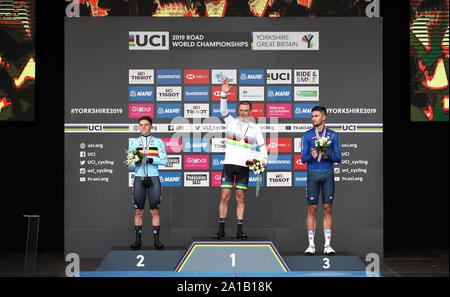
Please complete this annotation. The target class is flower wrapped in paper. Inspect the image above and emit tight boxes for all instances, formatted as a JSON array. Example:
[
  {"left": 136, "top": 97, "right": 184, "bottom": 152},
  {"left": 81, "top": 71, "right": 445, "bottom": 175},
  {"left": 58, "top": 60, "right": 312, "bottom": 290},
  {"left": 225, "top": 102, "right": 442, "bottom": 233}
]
[
  {"left": 246, "top": 151, "right": 267, "bottom": 197},
  {"left": 125, "top": 149, "right": 145, "bottom": 167},
  {"left": 314, "top": 136, "right": 332, "bottom": 162}
]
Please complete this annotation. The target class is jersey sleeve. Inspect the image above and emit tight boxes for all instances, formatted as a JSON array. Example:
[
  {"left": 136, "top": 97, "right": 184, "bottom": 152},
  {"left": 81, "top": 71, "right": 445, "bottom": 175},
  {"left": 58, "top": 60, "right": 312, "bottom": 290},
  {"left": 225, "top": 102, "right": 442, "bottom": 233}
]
[
  {"left": 220, "top": 92, "right": 234, "bottom": 128},
  {"left": 301, "top": 132, "right": 313, "bottom": 163},
  {"left": 151, "top": 138, "right": 168, "bottom": 166},
  {"left": 327, "top": 132, "right": 341, "bottom": 163}
]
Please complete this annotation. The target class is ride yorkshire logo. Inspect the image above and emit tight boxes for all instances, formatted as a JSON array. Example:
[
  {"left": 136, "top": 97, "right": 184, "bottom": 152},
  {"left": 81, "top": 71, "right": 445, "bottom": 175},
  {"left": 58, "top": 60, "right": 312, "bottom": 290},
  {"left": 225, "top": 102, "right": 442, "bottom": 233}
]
[{"left": 129, "top": 32, "right": 169, "bottom": 50}]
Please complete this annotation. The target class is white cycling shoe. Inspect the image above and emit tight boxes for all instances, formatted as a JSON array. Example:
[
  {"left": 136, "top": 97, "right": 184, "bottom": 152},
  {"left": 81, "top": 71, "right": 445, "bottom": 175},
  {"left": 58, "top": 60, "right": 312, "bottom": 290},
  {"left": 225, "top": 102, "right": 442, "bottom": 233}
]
[
  {"left": 323, "top": 245, "right": 336, "bottom": 255},
  {"left": 304, "top": 245, "right": 316, "bottom": 255}
]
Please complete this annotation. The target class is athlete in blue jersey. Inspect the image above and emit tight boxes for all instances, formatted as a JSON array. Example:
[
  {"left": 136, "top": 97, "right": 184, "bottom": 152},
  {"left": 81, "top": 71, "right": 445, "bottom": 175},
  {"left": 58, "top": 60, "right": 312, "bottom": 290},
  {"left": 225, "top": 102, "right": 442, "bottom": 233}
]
[
  {"left": 128, "top": 116, "right": 167, "bottom": 250},
  {"left": 301, "top": 106, "right": 341, "bottom": 255}
]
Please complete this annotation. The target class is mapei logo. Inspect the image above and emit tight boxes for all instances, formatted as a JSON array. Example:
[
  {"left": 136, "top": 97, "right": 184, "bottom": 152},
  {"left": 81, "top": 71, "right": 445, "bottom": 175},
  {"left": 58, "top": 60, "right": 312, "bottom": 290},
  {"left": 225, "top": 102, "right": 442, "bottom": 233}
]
[
  {"left": 159, "top": 172, "right": 182, "bottom": 187},
  {"left": 267, "top": 87, "right": 292, "bottom": 101},
  {"left": 129, "top": 86, "right": 154, "bottom": 101},
  {"left": 294, "top": 104, "right": 319, "bottom": 118},
  {"left": 266, "top": 69, "right": 292, "bottom": 84},
  {"left": 239, "top": 70, "right": 264, "bottom": 84},
  {"left": 156, "top": 104, "right": 182, "bottom": 118},
  {"left": 129, "top": 32, "right": 169, "bottom": 50}
]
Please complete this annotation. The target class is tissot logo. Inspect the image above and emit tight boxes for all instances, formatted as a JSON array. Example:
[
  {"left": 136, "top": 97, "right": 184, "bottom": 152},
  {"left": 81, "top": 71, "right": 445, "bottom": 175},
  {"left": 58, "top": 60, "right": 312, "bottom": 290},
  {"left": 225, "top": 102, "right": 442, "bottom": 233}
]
[
  {"left": 156, "top": 86, "right": 182, "bottom": 101},
  {"left": 129, "top": 32, "right": 169, "bottom": 50},
  {"left": 129, "top": 69, "right": 154, "bottom": 84},
  {"left": 267, "top": 172, "right": 292, "bottom": 187}
]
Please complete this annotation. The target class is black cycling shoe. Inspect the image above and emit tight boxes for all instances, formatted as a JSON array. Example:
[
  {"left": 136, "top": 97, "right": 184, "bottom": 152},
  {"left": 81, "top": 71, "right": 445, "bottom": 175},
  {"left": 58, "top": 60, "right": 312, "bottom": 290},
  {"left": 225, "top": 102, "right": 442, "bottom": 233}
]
[
  {"left": 213, "top": 230, "right": 225, "bottom": 240},
  {"left": 130, "top": 239, "right": 142, "bottom": 250},
  {"left": 153, "top": 238, "right": 164, "bottom": 250},
  {"left": 236, "top": 231, "right": 247, "bottom": 240}
]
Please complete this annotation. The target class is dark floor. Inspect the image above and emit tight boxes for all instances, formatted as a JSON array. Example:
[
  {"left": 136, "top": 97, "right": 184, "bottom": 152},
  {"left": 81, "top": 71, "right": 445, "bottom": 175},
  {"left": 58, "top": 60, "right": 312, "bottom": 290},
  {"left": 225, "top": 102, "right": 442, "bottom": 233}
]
[{"left": 0, "top": 248, "right": 447, "bottom": 277}]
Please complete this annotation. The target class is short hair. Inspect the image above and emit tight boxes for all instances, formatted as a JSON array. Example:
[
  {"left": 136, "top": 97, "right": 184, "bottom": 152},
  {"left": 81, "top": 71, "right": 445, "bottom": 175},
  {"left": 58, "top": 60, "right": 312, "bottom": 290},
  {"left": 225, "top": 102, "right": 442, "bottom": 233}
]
[
  {"left": 138, "top": 116, "right": 153, "bottom": 125},
  {"left": 311, "top": 105, "right": 327, "bottom": 116},
  {"left": 238, "top": 101, "right": 252, "bottom": 110}
]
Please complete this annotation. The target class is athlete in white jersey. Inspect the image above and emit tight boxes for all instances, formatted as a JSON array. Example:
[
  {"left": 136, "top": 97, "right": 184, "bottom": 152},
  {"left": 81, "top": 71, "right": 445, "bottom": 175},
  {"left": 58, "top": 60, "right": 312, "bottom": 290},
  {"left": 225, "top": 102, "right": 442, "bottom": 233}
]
[{"left": 213, "top": 78, "right": 268, "bottom": 240}]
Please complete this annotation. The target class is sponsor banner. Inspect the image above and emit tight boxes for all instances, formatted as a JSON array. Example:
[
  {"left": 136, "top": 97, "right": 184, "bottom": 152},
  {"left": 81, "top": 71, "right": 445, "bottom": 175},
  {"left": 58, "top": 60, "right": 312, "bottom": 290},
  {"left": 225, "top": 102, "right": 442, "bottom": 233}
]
[
  {"left": 267, "top": 154, "right": 292, "bottom": 170},
  {"left": 183, "top": 138, "right": 210, "bottom": 153},
  {"left": 129, "top": 86, "right": 154, "bottom": 101},
  {"left": 129, "top": 31, "right": 169, "bottom": 50},
  {"left": 294, "top": 154, "right": 307, "bottom": 170},
  {"left": 212, "top": 86, "right": 237, "bottom": 101},
  {"left": 156, "top": 86, "right": 182, "bottom": 101},
  {"left": 267, "top": 138, "right": 292, "bottom": 153},
  {"left": 294, "top": 138, "right": 302, "bottom": 153},
  {"left": 294, "top": 172, "right": 308, "bottom": 187},
  {"left": 294, "top": 103, "right": 319, "bottom": 118},
  {"left": 161, "top": 138, "right": 182, "bottom": 153},
  {"left": 211, "top": 69, "right": 237, "bottom": 84},
  {"left": 156, "top": 104, "right": 182, "bottom": 118},
  {"left": 249, "top": 172, "right": 265, "bottom": 187},
  {"left": 184, "top": 155, "right": 210, "bottom": 170},
  {"left": 250, "top": 103, "right": 265, "bottom": 118},
  {"left": 294, "top": 86, "right": 319, "bottom": 101},
  {"left": 184, "top": 172, "right": 209, "bottom": 187},
  {"left": 211, "top": 154, "right": 225, "bottom": 170},
  {"left": 128, "top": 172, "right": 135, "bottom": 187},
  {"left": 212, "top": 103, "right": 236, "bottom": 118},
  {"left": 211, "top": 172, "right": 222, "bottom": 187},
  {"left": 156, "top": 69, "right": 182, "bottom": 84},
  {"left": 251, "top": 32, "right": 319, "bottom": 50},
  {"left": 267, "top": 104, "right": 292, "bottom": 118},
  {"left": 159, "top": 172, "right": 182, "bottom": 187},
  {"left": 65, "top": 123, "right": 383, "bottom": 133},
  {"left": 294, "top": 69, "right": 319, "bottom": 84},
  {"left": 184, "top": 86, "right": 210, "bottom": 101},
  {"left": 239, "top": 86, "right": 265, "bottom": 101},
  {"left": 267, "top": 86, "right": 292, "bottom": 101},
  {"left": 266, "top": 69, "right": 292, "bottom": 84},
  {"left": 239, "top": 70, "right": 265, "bottom": 84},
  {"left": 267, "top": 172, "right": 292, "bottom": 187},
  {"left": 129, "top": 103, "right": 154, "bottom": 118},
  {"left": 129, "top": 69, "right": 154, "bottom": 84},
  {"left": 211, "top": 138, "right": 227, "bottom": 153},
  {"left": 184, "top": 103, "right": 209, "bottom": 118},
  {"left": 159, "top": 155, "right": 182, "bottom": 170},
  {"left": 184, "top": 69, "right": 209, "bottom": 84},
  {"left": 170, "top": 32, "right": 250, "bottom": 49}
]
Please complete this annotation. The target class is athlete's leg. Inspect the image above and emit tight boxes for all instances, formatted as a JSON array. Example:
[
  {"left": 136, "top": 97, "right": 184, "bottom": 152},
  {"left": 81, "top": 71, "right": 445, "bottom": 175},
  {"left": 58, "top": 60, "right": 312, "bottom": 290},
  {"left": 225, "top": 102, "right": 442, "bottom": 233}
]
[
  {"left": 131, "top": 178, "right": 146, "bottom": 249},
  {"left": 148, "top": 176, "right": 163, "bottom": 249},
  {"left": 323, "top": 204, "right": 333, "bottom": 230},
  {"left": 236, "top": 190, "right": 246, "bottom": 220},
  {"left": 321, "top": 170, "right": 335, "bottom": 254},
  {"left": 219, "top": 189, "right": 232, "bottom": 218},
  {"left": 305, "top": 171, "right": 320, "bottom": 254},
  {"left": 306, "top": 205, "right": 319, "bottom": 233}
]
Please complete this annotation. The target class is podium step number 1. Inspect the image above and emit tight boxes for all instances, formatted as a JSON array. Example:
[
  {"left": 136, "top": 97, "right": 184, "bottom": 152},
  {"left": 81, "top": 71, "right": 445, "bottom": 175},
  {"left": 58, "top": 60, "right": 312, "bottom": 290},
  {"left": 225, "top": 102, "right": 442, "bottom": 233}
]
[{"left": 23, "top": 215, "right": 40, "bottom": 276}]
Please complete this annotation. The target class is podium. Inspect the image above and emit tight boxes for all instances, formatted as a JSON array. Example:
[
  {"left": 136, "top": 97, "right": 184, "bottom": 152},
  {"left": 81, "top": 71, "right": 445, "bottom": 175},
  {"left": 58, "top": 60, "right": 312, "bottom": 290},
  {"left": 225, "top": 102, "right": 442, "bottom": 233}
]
[{"left": 79, "top": 238, "right": 377, "bottom": 277}]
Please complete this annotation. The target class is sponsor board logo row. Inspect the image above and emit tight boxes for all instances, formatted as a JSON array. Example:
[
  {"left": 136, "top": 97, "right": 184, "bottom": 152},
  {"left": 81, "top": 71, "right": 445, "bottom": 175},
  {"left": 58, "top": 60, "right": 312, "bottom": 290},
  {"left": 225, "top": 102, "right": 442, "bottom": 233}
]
[
  {"left": 65, "top": 124, "right": 384, "bottom": 133},
  {"left": 145, "top": 154, "right": 307, "bottom": 170},
  {"left": 129, "top": 69, "right": 319, "bottom": 85},
  {"left": 128, "top": 171, "right": 309, "bottom": 187},
  {"left": 129, "top": 138, "right": 304, "bottom": 153},
  {"left": 128, "top": 103, "right": 320, "bottom": 118},
  {"left": 129, "top": 86, "right": 319, "bottom": 102}
]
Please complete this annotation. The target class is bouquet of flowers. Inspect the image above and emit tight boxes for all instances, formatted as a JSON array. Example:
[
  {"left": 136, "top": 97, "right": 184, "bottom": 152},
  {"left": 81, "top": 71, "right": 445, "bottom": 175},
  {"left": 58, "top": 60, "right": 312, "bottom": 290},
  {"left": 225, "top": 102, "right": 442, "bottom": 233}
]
[
  {"left": 249, "top": 159, "right": 265, "bottom": 197},
  {"left": 125, "top": 149, "right": 144, "bottom": 167},
  {"left": 315, "top": 137, "right": 332, "bottom": 162}
]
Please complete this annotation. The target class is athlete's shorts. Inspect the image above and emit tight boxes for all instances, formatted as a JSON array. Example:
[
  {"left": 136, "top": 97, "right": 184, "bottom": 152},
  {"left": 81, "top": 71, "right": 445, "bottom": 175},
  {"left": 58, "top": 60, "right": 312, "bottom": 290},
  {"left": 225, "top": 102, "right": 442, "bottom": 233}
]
[
  {"left": 132, "top": 176, "right": 161, "bottom": 210},
  {"left": 221, "top": 164, "right": 249, "bottom": 192},
  {"left": 306, "top": 170, "right": 335, "bottom": 205}
]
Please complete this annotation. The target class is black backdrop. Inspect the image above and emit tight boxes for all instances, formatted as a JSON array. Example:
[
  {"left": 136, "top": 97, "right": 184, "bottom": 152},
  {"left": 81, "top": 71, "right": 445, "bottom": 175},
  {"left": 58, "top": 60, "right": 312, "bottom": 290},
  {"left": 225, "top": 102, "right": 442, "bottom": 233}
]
[{"left": 0, "top": 0, "right": 447, "bottom": 254}]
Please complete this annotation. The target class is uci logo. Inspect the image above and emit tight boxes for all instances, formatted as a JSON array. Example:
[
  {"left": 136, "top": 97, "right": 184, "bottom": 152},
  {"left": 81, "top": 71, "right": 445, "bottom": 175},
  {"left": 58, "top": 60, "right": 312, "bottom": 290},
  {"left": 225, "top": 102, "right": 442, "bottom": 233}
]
[
  {"left": 342, "top": 124, "right": 357, "bottom": 131},
  {"left": 129, "top": 32, "right": 169, "bottom": 50},
  {"left": 88, "top": 125, "right": 103, "bottom": 131}
]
